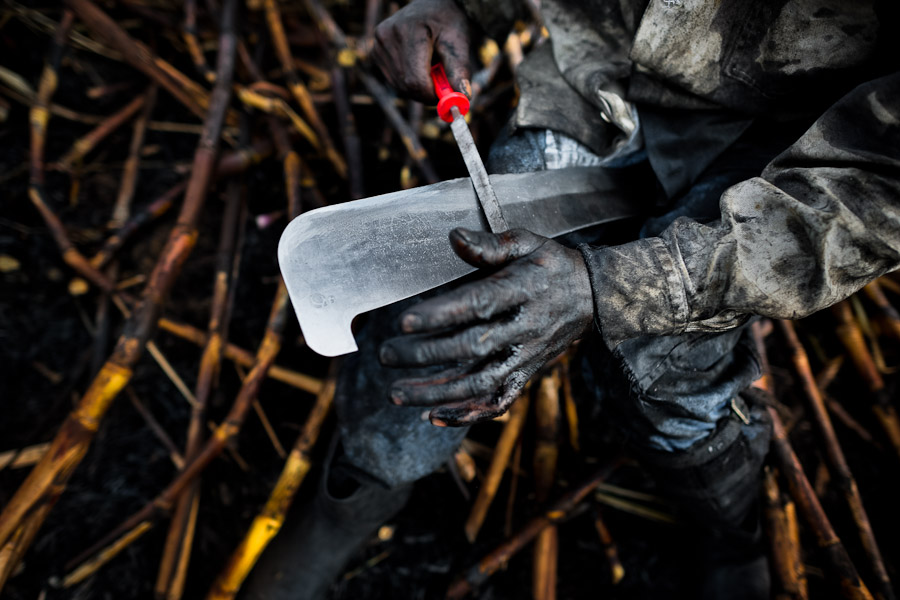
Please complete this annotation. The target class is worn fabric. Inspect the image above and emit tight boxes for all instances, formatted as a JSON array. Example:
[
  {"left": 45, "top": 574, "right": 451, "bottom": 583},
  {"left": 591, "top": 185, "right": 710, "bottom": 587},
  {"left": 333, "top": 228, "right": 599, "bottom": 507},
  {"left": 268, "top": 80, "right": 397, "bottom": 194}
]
[
  {"left": 584, "top": 72, "right": 900, "bottom": 347},
  {"left": 459, "top": 0, "right": 900, "bottom": 349}
]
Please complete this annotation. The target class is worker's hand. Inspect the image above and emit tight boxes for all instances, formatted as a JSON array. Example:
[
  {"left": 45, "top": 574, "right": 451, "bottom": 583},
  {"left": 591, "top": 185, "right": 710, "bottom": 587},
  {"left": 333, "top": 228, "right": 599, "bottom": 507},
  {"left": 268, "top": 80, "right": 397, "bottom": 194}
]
[
  {"left": 372, "top": 0, "right": 472, "bottom": 103},
  {"left": 379, "top": 228, "right": 594, "bottom": 426}
]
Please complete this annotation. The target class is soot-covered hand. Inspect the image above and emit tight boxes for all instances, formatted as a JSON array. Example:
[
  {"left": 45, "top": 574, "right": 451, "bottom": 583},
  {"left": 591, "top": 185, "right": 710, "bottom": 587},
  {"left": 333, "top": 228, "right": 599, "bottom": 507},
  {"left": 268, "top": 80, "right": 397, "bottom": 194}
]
[
  {"left": 372, "top": 0, "right": 472, "bottom": 103},
  {"left": 379, "top": 228, "right": 595, "bottom": 426}
]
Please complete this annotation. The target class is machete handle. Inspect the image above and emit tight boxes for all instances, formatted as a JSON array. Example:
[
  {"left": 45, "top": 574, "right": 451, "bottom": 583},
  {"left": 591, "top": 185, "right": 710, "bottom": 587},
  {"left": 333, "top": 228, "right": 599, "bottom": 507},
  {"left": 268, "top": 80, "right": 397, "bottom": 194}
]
[{"left": 431, "top": 63, "right": 469, "bottom": 123}]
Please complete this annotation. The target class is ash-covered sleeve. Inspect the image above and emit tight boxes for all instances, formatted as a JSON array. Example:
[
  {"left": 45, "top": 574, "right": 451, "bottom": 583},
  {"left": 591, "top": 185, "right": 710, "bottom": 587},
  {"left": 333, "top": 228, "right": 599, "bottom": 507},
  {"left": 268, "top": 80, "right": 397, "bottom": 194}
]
[{"left": 580, "top": 71, "right": 900, "bottom": 348}]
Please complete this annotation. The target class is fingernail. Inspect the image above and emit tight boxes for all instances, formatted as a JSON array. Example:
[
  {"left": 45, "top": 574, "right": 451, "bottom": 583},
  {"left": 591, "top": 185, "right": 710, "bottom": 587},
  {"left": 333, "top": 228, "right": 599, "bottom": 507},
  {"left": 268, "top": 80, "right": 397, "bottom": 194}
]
[
  {"left": 379, "top": 344, "right": 397, "bottom": 365},
  {"left": 390, "top": 389, "right": 407, "bottom": 405},
  {"left": 401, "top": 313, "right": 421, "bottom": 332},
  {"left": 461, "top": 79, "right": 472, "bottom": 99},
  {"left": 452, "top": 228, "right": 475, "bottom": 245},
  {"left": 431, "top": 417, "right": 447, "bottom": 427}
]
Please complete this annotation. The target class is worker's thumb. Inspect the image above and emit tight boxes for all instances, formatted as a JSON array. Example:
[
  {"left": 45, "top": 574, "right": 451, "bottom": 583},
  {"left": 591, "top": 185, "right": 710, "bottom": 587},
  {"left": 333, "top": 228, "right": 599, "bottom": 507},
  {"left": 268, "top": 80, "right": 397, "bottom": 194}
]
[{"left": 449, "top": 228, "right": 545, "bottom": 268}]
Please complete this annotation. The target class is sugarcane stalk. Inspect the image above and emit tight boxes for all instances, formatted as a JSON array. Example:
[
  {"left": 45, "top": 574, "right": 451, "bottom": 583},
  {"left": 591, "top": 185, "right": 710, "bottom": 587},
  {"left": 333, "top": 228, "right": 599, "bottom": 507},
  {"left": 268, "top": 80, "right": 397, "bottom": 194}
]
[
  {"left": 65, "top": 0, "right": 216, "bottom": 123},
  {"left": 864, "top": 281, "right": 900, "bottom": 341},
  {"left": 56, "top": 93, "right": 146, "bottom": 171},
  {"left": 751, "top": 322, "right": 874, "bottom": 600},
  {"left": 184, "top": 0, "right": 215, "bottom": 82},
  {"left": 24, "top": 9, "right": 122, "bottom": 296},
  {"left": 156, "top": 168, "right": 246, "bottom": 600},
  {"left": 157, "top": 317, "right": 322, "bottom": 394},
  {"left": 111, "top": 84, "right": 157, "bottom": 228},
  {"left": 90, "top": 140, "right": 271, "bottom": 270},
  {"left": 447, "top": 461, "right": 621, "bottom": 599},
  {"left": 768, "top": 405, "right": 874, "bottom": 600},
  {"left": 533, "top": 371, "right": 560, "bottom": 600},
  {"left": 559, "top": 354, "right": 580, "bottom": 452},
  {"left": 0, "top": 444, "right": 50, "bottom": 472},
  {"left": 464, "top": 392, "right": 531, "bottom": 543},
  {"left": 60, "top": 281, "right": 290, "bottom": 587},
  {"left": 358, "top": 71, "right": 440, "bottom": 184},
  {"left": 264, "top": 0, "right": 346, "bottom": 176},
  {"left": 126, "top": 387, "right": 185, "bottom": 469},
  {"left": 763, "top": 467, "right": 808, "bottom": 600},
  {"left": 329, "top": 59, "right": 364, "bottom": 198},
  {"left": 779, "top": 319, "right": 893, "bottom": 600},
  {"left": 833, "top": 300, "right": 900, "bottom": 463},
  {"left": 0, "top": 0, "right": 239, "bottom": 575},
  {"left": 206, "top": 366, "right": 336, "bottom": 599},
  {"left": 592, "top": 509, "right": 624, "bottom": 585}
]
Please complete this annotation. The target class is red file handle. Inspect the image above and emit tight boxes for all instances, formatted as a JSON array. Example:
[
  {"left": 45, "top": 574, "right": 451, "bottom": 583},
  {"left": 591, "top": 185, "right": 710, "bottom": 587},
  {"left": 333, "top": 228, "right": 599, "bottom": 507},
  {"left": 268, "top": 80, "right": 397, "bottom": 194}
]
[{"left": 430, "top": 63, "right": 469, "bottom": 123}]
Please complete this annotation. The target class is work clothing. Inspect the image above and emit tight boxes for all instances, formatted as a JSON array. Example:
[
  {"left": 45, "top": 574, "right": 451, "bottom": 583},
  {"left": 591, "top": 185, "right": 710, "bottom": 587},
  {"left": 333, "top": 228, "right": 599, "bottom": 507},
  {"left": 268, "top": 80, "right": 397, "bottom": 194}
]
[{"left": 461, "top": 0, "right": 900, "bottom": 349}]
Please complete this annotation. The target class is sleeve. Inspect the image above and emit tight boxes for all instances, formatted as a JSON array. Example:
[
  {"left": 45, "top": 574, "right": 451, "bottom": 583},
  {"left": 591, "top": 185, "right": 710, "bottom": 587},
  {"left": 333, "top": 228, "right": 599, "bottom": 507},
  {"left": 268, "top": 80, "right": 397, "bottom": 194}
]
[
  {"left": 455, "top": 0, "right": 526, "bottom": 41},
  {"left": 579, "top": 70, "right": 900, "bottom": 348}
]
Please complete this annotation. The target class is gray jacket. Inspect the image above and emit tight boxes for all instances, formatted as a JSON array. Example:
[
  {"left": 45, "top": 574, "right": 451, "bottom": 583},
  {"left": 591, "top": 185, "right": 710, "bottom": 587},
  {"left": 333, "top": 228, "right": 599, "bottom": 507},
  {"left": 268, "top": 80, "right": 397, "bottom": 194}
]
[{"left": 461, "top": 0, "right": 900, "bottom": 347}]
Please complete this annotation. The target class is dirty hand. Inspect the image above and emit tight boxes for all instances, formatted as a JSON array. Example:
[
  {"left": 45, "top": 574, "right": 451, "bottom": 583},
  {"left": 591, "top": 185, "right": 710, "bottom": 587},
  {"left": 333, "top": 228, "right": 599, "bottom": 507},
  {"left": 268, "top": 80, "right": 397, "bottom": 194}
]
[
  {"left": 379, "top": 228, "right": 595, "bottom": 426},
  {"left": 372, "top": 0, "right": 472, "bottom": 103}
]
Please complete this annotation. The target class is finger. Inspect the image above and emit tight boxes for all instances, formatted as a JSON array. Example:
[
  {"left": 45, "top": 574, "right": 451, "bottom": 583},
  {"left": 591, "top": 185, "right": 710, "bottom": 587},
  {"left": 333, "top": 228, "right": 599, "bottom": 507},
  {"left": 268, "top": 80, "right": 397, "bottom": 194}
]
[
  {"left": 398, "top": 274, "right": 528, "bottom": 333},
  {"left": 449, "top": 228, "right": 546, "bottom": 269},
  {"left": 430, "top": 371, "right": 528, "bottom": 426},
  {"left": 389, "top": 354, "right": 517, "bottom": 406},
  {"left": 379, "top": 320, "right": 520, "bottom": 367},
  {"left": 398, "top": 28, "right": 438, "bottom": 102},
  {"left": 434, "top": 32, "right": 471, "bottom": 98},
  {"left": 373, "top": 24, "right": 435, "bottom": 102}
]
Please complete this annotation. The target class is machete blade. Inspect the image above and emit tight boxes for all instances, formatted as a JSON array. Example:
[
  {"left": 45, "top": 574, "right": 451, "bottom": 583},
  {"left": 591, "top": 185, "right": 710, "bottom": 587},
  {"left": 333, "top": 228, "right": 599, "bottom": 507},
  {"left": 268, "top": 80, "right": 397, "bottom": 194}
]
[{"left": 278, "top": 167, "right": 641, "bottom": 357}]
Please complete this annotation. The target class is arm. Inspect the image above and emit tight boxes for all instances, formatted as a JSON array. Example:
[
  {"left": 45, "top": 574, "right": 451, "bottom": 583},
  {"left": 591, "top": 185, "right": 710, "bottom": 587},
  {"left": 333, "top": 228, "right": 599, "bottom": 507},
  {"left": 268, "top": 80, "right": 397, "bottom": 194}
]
[{"left": 583, "top": 71, "right": 900, "bottom": 347}]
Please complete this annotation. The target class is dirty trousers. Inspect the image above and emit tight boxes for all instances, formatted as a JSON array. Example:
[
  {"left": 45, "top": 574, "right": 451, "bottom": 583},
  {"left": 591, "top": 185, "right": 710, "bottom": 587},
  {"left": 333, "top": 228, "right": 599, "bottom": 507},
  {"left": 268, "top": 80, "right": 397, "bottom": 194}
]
[{"left": 334, "top": 126, "right": 772, "bottom": 522}]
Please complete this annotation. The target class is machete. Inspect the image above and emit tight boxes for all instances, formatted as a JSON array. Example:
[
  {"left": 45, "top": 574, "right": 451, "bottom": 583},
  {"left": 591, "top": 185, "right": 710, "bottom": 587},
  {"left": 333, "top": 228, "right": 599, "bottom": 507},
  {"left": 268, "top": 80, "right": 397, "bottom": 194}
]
[
  {"left": 278, "top": 64, "right": 643, "bottom": 357},
  {"left": 277, "top": 167, "right": 642, "bottom": 357}
]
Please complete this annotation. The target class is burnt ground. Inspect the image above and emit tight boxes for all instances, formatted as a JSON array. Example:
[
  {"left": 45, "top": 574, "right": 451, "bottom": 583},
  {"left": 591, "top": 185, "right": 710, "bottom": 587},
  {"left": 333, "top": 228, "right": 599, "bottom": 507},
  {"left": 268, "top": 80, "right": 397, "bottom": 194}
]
[{"left": 2, "top": 3, "right": 900, "bottom": 600}]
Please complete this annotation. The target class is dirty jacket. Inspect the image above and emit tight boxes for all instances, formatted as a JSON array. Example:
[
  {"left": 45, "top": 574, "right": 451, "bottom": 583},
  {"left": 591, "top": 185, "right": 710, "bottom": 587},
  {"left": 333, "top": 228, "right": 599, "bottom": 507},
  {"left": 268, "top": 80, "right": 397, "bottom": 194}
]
[{"left": 460, "top": 0, "right": 900, "bottom": 347}]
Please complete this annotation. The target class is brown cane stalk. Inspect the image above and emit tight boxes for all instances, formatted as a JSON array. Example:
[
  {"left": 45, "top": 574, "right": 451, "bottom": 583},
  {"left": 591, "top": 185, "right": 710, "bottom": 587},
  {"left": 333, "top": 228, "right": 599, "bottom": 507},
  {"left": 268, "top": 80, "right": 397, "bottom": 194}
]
[
  {"left": 65, "top": 0, "right": 217, "bottom": 123},
  {"left": 263, "top": 0, "right": 346, "bottom": 176},
  {"left": 0, "top": 0, "right": 239, "bottom": 576},
  {"left": 24, "top": 9, "right": 121, "bottom": 296},
  {"left": 358, "top": 71, "right": 440, "bottom": 184},
  {"left": 763, "top": 466, "right": 808, "bottom": 600},
  {"left": 298, "top": 0, "right": 439, "bottom": 184},
  {"left": 464, "top": 392, "right": 531, "bottom": 543},
  {"left": 864, "top": 281, "right": 900, "bottom": 341},
  {"left": 206, "top": 366, "right": 337, "bottom": 599},
  {"left": 60, "top": 281, "right": 290, "bottom": 587},
  {"left": 111, "top": 85, "right": 158, "bottom": 229},
  {"left": 779, "top": 319, "right": 894, "bottom": 600},
  {"left": 767, "top": 404, "right": 874, "bottom": 600},
  {"left": 751, "top": 322, "right": 874, "bottom": 600},
  {"left": 155, "top": 174, "right": 246, "bottom": 600},
  {"left": 330, "top": 59, "right": 364, "bottom": 198},
  {"left": 184, "top": 0, "right": 215, "bottom": 83},
  {"left": 126, "top": 387, "right": 185, "bottom": 469},
  {"left": 157, "top": 317, "right": 322, "bottom": 394},
  {"left": 56, "top": 93, "right": 146, "bottom": 171},
  {"left": 832, "top": 300, "right": 900, "bottom": 463},
  {"left": 559, "top": 354, "right": 580, "bottom": 452},
  {"left": 592, "top": 509, "right": 625, "bottom": 585},
  {"left": 533, "top": 371, "right": 560, "bottom": 600},
  {"left": 90, "top": 140, "right": 271, "bottom": 270},
  {"left": 447, "top": 461, "right": 621, "bottom": 599}
]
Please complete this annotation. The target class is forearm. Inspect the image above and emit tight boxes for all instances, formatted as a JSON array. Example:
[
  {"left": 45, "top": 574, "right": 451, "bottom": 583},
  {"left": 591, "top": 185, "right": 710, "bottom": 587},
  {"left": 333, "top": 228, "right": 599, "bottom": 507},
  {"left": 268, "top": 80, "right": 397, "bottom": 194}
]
[{"left": 581, "top": 71, "right": 900, "bottom": 347}]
